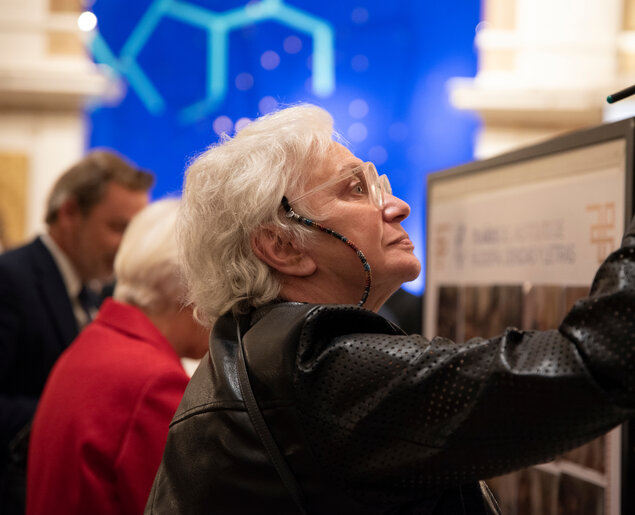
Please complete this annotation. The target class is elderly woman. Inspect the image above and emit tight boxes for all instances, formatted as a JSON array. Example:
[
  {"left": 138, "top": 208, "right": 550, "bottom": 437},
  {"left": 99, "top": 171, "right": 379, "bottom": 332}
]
[
  {"left": 146, "top": 105, "right": 635, "bottom": 515},
  {"left": 27, "top": 199, "right": 209, "bottom": 515}
]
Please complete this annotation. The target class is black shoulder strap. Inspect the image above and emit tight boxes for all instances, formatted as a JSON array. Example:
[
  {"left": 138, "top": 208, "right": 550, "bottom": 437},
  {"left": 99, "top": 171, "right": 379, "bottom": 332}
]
[{"left": 235, "top": 319, "right": 308, "bottom": 515}]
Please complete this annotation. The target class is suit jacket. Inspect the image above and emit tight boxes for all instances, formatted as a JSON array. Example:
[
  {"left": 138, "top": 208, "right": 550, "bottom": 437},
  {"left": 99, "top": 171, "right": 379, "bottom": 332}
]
[
  {"left": 0, "top": 236, "right": 78, "bottom": 456},
  {"left": 27, "top": 299, "right": 190, "bottom": 515}
]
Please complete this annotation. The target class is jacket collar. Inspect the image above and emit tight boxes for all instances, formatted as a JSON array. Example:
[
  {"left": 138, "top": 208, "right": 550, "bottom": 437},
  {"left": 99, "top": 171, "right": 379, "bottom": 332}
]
[
  {"left": 32, "top": 236, "right": 79, "bottom": 346},
  {"left": 94, "top": 298, "right": 182, "bottom": 364}
]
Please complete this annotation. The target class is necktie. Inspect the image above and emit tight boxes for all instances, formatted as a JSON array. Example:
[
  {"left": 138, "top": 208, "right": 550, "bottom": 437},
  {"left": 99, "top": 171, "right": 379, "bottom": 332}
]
[{"left": 77, "top": 285, "right": 99, "bottom": 322}]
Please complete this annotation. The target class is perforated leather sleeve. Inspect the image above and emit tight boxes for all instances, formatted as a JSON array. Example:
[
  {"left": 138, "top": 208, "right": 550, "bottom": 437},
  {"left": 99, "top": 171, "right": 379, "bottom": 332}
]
[{"left": 292, "top": 220, "right": 635, "bottom": 504}]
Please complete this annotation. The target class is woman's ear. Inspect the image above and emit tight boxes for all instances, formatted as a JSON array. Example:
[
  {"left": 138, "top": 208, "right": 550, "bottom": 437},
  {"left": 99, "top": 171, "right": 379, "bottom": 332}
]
[{"left": 251, "top": 227, "right": 316, "bottom": 277}]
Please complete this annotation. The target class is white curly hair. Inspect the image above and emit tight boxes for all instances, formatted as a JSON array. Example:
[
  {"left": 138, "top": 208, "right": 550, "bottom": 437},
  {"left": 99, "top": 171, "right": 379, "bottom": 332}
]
[
  {"left": 113, "top": 198, "right": 184, "bottom": 313},
  {"left": 178, "top": 104, "right": 340, "bottom": 324}
]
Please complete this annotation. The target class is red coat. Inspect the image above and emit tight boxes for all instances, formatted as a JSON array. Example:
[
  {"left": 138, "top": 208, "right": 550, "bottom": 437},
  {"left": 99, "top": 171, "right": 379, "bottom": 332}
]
[{"left": 26, "top": 299, "right": 191, "bottom": 515}]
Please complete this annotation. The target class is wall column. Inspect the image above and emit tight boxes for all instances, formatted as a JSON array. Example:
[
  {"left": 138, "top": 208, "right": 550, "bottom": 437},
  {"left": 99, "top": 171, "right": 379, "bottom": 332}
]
[{"left": 449, "top": 0, "right": 628, "bottom": 159}]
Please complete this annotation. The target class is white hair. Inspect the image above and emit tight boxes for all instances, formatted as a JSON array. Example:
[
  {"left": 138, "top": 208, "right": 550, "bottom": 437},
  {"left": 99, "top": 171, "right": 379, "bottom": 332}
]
[
  {"left": 114, "top": 198, "right": 184, "bottom": 313},
  {"left": 178, "top": 104, "right": 338, "bottom": 324}
]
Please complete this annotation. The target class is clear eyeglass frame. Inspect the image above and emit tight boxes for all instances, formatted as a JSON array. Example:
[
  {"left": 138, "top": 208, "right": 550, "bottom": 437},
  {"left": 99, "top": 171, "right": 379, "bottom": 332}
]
[{"left": 287, "top": 162, "right": 391, "bottom": 210}]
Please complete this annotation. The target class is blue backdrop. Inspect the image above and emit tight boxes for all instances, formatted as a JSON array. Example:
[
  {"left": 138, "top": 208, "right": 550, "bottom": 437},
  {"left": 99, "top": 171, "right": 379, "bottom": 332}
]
[{"left": 86, "top": 0, "right": 481, "bottom": 294}]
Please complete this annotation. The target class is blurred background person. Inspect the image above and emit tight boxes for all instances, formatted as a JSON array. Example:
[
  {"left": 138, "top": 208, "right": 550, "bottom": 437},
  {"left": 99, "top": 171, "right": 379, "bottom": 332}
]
[
  {"left": 26, "top": 198, "right": 209, "bottom": 515},
  {"left": 0, "top": 150, "right": 153, "bottom": 512}
]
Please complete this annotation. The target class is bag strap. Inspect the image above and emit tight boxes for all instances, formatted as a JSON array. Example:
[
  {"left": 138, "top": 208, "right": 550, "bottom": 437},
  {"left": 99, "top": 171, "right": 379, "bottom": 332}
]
[{"left": 235, "top": 319, "right": 308, "bottom": 515}]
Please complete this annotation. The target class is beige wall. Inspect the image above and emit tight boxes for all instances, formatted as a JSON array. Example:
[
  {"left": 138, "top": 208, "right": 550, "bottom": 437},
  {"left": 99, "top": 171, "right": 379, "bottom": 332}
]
[
  {"left": 0, "top": 0, "right": 116, "bottom": 246},
  {"left": 450, "top": 0, "right": 635, "bottom": 159}
]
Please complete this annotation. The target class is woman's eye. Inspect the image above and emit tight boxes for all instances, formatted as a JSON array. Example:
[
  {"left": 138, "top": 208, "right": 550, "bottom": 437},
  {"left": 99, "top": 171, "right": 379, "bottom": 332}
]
[{"left": 351, "top": 179, "right": 366, "bottom": 195}]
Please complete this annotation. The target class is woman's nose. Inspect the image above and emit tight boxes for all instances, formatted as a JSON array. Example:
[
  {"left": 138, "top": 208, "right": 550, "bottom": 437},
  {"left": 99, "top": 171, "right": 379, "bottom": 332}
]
[{"left": 382, "top": 193, "right": 410, "bottom": 223}]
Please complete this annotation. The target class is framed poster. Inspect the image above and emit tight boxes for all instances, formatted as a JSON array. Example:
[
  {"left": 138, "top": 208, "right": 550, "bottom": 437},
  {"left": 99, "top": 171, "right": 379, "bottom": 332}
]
[{"left": 425, "top": 118, "right": 635, "bottom": 515}]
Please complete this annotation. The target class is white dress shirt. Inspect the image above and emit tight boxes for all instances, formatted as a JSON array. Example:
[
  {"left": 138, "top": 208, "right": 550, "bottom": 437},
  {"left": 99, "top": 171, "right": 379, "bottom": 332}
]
[{"left": 40, "top": 233, "right": 97, "bottom": 328}]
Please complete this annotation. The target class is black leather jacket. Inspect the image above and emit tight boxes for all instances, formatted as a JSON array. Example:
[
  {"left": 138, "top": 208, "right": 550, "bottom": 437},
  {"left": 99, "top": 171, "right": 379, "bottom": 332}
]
[{"left": 146, "top": 225, "right": 635, "bottom": 514}]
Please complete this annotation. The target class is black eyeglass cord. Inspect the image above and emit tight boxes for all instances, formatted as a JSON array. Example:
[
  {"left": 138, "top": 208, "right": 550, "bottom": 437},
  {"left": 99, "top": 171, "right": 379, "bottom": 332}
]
[{"left": 281, "top": 196, "right": 371, "bottom": 307}]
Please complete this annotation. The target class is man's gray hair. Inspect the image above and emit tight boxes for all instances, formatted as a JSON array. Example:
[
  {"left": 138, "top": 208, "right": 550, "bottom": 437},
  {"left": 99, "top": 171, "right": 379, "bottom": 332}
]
[
  {"left": 114, "top": 198, "right": 184, "bottom": 313},
  {"left": 45, "top": 149, "right": 154, "bottom": 224},
  {"left": 178, "top": 104, "right": 337, "bottom": 324}
]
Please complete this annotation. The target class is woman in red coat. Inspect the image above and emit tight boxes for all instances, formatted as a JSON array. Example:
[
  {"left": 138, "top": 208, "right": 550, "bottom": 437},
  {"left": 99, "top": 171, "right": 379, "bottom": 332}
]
[{"left": 26, "top": 199, "right": 209, "bottom": 515}]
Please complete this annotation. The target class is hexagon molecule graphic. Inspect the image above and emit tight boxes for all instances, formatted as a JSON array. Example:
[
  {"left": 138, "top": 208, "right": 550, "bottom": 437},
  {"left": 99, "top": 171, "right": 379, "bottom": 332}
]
[{"left": 88, "top": 0, "right": 336, "bottom": 123}]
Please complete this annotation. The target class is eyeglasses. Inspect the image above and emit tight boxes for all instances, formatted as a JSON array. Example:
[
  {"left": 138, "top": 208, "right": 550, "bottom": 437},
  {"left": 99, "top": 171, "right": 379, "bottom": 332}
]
[{"left": 287, "top": 162, "right": 391, "bottom": 210}]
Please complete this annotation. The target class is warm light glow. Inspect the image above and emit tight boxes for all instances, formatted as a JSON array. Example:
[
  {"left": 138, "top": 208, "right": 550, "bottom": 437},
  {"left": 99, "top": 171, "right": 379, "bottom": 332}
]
[{"left": 77, "top": 11, "right": 97, "bottom": 32}]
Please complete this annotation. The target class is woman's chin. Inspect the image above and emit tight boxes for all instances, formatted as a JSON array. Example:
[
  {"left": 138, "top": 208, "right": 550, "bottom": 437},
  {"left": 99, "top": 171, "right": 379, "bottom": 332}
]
[
  {"left": 401, "top": 256, "right": 422, "bottom": 282},
  {"left": 385, "top": 257, "right": 422, "bottom": 289}
]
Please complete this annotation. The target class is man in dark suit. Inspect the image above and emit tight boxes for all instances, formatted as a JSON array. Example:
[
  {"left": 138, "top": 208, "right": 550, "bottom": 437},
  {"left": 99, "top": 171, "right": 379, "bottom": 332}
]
[{"left": 0, "top": 150, "right": 154, "bottom": 509}]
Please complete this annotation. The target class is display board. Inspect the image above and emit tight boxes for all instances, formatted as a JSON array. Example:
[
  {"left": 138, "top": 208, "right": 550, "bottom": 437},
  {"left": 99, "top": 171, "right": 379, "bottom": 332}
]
[{"left": 425, "top": 118, "right": 635, "bottom": 515}]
